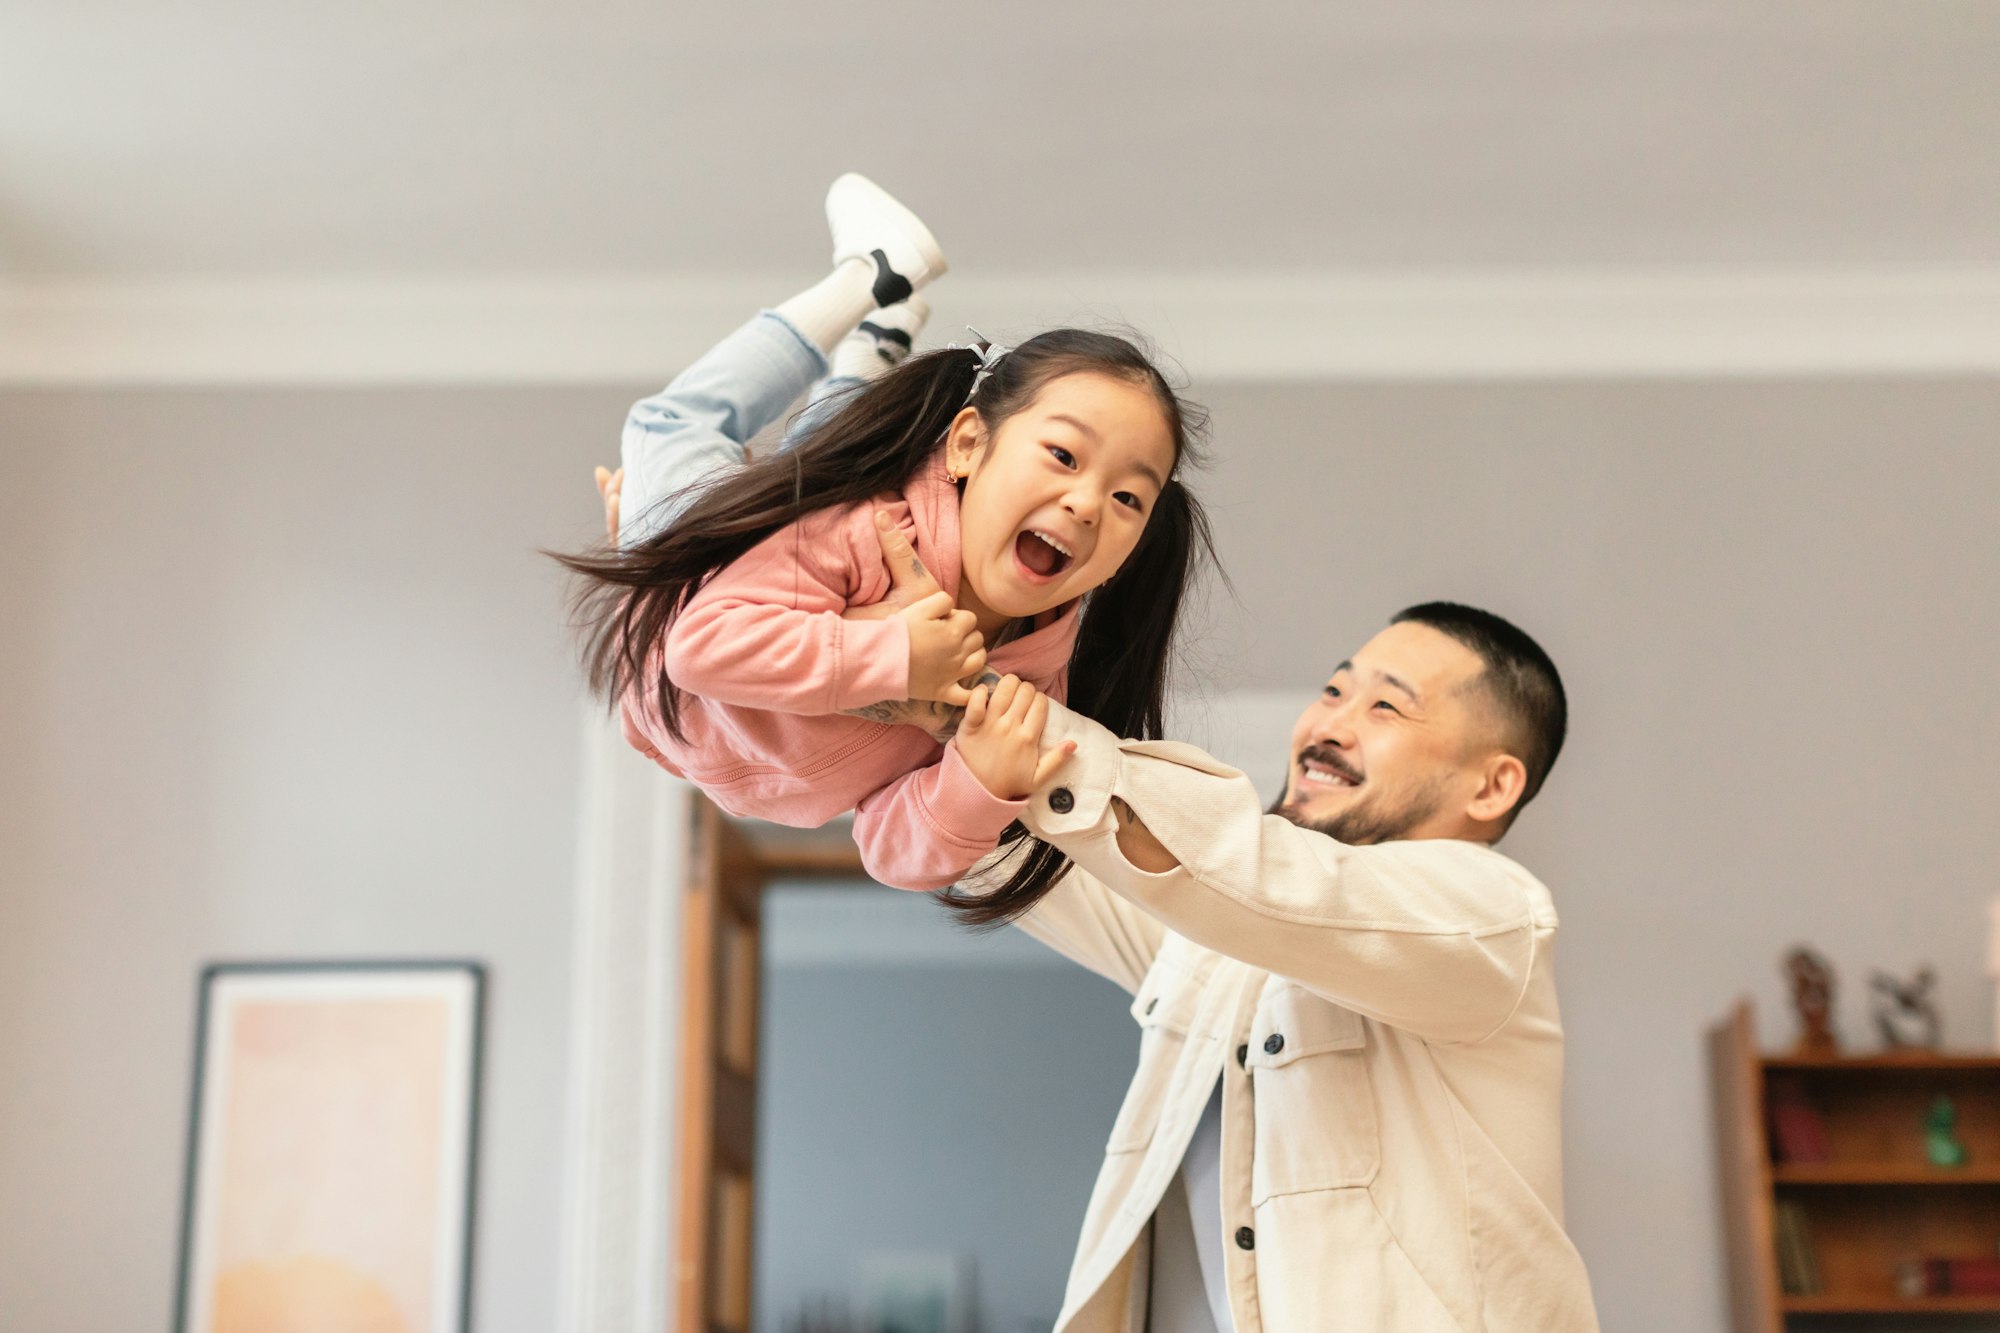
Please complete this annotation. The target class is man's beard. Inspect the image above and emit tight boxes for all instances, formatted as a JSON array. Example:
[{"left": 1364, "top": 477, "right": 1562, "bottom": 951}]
[{"left": 1268, "top": 768, "right": 1452, "bottom": 846}]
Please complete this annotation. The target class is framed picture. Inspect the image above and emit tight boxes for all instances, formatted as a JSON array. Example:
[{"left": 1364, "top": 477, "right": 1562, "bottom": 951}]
[{"left": 172, "top": 961, "right": 485, "bottom": 1333}]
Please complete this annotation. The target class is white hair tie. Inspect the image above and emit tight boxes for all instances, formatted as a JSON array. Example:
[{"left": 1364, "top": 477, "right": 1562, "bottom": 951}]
[{"left": 952, "top": 327, "right": 1012, "bottom": 403}]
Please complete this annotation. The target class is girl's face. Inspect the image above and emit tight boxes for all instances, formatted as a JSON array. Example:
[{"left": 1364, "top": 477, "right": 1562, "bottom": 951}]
[{"left": 945, "top": 370, "right": 1178, "bottom": 628}]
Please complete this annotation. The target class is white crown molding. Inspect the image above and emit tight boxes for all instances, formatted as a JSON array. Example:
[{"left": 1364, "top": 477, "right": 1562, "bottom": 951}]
[{"left": 7, "top": 267, "right": 2000, "bottom": 386}]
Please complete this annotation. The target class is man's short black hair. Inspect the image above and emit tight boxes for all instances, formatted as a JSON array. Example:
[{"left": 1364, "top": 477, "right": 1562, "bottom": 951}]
[{"left": 1390, "top": 602, "right": 1567, "bottom": 825}]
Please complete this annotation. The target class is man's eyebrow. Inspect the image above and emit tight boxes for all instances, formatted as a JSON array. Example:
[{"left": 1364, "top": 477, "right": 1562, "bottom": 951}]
[
  {"left": 1380, "top": 671, "right": 1421, "bottom": 703},
  {"left": 1332, "top": 660, "right": 1422, "bottom": 704}
]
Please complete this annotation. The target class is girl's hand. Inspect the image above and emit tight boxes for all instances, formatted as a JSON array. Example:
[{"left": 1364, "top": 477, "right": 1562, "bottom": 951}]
[
  {"left": 841, "top": 510, "right": 974, "bottom": 738},
  {"left": 595, "top": 466, "right": 623, "bottom": 543},
  {"left": 901, "top": 591, "right": 987, "bottom": 706},
  {"left": 953, "top": 675, "right": 1076, "bottom": 801}
]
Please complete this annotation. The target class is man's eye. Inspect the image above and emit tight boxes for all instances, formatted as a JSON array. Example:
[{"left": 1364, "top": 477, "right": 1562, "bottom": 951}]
[
  {"left": 1374, "top": 700, "right": 1400, "bottom": 714},
  {"left": 1323, "top": 685, "right": 1341, "bottom": 699},
  {"left": 1047, "top": 446, "right": 1076, "bottom": 467}
]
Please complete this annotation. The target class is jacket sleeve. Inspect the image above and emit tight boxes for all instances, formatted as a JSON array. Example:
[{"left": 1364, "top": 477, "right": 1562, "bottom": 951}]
[
  {"left": 1010, "top": 863, "right": 1167, "bottom": 998},
  {"left": 1016, "top": 703, "right": 1545, "bottom": 1044},
  {"left": 851, "top": 745, "right": 1027, "bottom": 891},
  {"left": 939, "top": 847, "right": 1165, "bottom": 996},
  {"left": 662, "top": 508, "right": 910, "bottom": 715}
]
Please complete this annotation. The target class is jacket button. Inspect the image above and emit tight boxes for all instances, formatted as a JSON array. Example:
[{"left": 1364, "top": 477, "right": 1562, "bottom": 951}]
[
  {"left": 1049, "top": 787, "right": 1075, "bottom": 814},
  {"left": 1264, "top": 1033, "right": 1285, "bottom": 1056},
  {"left": 1145, "top": 998, "right": 1158, "bottom": 1015},
  {"left": 1235, "top": 1044, "right": 1248, "bottom": 1068},
  {"left": 1235, "top": 1226, "right": 1255, "bottom": 1251}
]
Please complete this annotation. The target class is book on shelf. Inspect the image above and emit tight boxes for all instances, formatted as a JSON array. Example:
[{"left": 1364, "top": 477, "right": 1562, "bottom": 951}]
[
  {"left": 1772, "top": 1199, "right": 1822, "bottom": 1297},
  {"left": 1922, "top": 1257, "right": 2000, "bottom": 1296},
  {"left": 1765, "top": 1074, "right": 1829, "bottom": 1164}
]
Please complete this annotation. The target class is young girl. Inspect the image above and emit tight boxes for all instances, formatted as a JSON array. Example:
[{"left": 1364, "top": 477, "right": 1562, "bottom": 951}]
[{"left": 562, "top": 175, "right": 1214, "bottom": 924}]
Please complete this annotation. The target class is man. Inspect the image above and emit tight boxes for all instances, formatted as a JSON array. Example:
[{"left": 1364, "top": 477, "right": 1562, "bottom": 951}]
[
  {"left": 598, "top": 469, "right": 1600, "bottom": 1332},
  {"left": 851, "top": 521, "right": 1599, "bottom": 1331}
]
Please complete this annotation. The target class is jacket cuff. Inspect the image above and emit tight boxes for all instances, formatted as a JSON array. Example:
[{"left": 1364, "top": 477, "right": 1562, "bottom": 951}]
[
  {"left": 831, "top": 615, "right": 912, "bottom": 710},
  {"left": 1019, "top": 701, "right": 1123, "bottom": 840},
  {"left": 929, "top": 744, "right": 1030, "bottom": 845}
]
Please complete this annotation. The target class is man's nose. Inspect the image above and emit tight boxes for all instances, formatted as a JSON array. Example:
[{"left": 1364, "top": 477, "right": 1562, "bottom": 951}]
[{"left": 1305, "top": 708, "right": 1358, "bottom": 749}]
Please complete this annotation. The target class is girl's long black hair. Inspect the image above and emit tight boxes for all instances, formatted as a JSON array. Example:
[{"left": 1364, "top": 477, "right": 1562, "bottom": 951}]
[{"left": 557, "top": 327, "right": 1216, "bottom": 928}]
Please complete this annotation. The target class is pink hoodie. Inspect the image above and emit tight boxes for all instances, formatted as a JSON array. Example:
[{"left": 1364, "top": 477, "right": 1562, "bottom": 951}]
[{"left": 619, "top": 452, "right": 1078, "bottom": 891}]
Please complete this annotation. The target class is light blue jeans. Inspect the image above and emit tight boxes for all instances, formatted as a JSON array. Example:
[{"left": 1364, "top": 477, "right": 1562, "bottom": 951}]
[{"left": 618, "top": 310, "right": 868, "bottom": 548}]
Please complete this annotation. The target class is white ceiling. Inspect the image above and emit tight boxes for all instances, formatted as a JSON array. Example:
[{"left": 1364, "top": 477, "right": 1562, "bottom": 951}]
[{"left": 8, "top": 0, "right": 2000, "bottom": 279}]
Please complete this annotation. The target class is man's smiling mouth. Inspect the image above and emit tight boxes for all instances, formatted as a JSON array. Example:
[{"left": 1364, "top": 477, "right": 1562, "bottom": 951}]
[{"left": 1297, "top": 749, "right": 1363, "bottom": 788}]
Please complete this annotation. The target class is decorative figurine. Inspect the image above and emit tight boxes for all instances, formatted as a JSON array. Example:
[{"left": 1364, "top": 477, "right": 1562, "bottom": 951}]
[
  {"left": 1926, "top": 1095, "right": 1968, "bottom": 1168},
  {"left": 1785, "top": 947, "right": 1840, "bottom": 1056},
  {"left": 1872, "top": 967, "right": 1943, "bottom": 1050}
]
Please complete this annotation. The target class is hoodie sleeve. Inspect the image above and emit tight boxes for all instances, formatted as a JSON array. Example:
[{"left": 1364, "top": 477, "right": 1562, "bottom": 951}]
[
  {"left": 850, "top": 745, "right": 1028, "bottom": 891},
  {"left": 661, "top": 505, "right": 912, "bottom": 715}
]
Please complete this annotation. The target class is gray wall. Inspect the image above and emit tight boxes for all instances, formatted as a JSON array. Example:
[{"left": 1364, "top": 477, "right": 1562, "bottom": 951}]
[
  {"left": 3, "top": 375, "right": 1998, "bottom": 1332},
  {"left": 0, "top": 386, "right": 617, "bottom": 1332},
  {"left": 756, "top": 898, "right": 1134, "bottom": 1333}
]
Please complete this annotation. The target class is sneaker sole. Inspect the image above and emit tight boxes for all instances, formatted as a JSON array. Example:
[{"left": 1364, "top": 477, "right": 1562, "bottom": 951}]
[{"left": 826, "top": 173, "right": 948, "bottom": 292}]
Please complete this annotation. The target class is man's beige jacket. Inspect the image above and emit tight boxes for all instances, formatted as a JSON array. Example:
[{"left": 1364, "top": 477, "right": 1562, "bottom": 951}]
[{"left": 986, "top": 707, "right": 1601, "bottom": 1332}]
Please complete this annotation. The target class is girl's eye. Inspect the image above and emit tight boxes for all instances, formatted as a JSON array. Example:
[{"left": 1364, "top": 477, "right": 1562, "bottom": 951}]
[
  {"left": 1046, "top": 445, "right": 1076, "bottom": 468},
  {"left": 1114, "top": 491, "right": 1144, "bottom": 513}
]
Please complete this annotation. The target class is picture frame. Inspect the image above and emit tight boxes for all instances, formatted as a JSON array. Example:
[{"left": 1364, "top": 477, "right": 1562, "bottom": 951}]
[{"left": 171, "top": 960, "right": 485, "bottom": 1333}]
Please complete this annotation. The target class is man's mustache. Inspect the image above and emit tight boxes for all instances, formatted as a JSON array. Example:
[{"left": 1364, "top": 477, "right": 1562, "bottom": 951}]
[{"left": 1296, "top": 744, "right": 1363, "bottom": 786}]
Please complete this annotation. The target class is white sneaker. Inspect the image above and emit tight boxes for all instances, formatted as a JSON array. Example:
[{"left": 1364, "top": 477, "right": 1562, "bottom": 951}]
[
  {"left": 834, "top": 296, "right": 930, "bottom": 380},
  {"left": 826, "top": 174, "right": 948, "bottom": 308},
  {"left": 859, "top": 294, "right": 930, "bottom": 347}
]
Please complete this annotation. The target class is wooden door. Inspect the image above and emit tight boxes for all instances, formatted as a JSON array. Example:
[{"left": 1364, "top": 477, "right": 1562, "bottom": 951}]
[
  {"left": 674, "top": 802, "right": 868, "bottom": 1331},
  {"left": 674, "top": 799, "right": 764, "bottom": 1333}
]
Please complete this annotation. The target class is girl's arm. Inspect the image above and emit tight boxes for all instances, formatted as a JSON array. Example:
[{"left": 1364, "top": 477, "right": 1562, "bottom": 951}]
[
  {"left": 850, "top": 746, "right": 1025, "bottom": 891},
  {"left": 852, "top": 676, "right": 1074, "bottom": 891},
  {"left": 664, "top": 507, "right": 982, "bottom": 716}
]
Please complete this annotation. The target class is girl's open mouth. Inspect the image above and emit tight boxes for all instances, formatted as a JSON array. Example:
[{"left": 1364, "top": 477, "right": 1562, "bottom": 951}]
[{"left": 1014, "top": 530, "right": 1074, "bottom": 581}]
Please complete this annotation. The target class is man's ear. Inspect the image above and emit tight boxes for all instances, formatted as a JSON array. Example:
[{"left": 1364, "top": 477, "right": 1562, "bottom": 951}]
[
  {"left": 1465, "top": 752, "right": 1528, "bottom": 826},
  {"left": 942, "top": 406, "right": 987, "bottom": 480}
]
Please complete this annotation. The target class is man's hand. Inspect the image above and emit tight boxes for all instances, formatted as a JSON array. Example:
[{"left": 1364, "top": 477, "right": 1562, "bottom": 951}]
[
  {"left": 840, "top": 510, "right": 948, "bottom": 622},
  {"left": 1112, "top": 797, "right": 1181, "bottom": 873},
  {"left": 955, "top": 675, "right": 1076, "bottom": 801},
  {"left": 596, "top": 466, "right": 623, "bottom": 544},
  {"left": 842, "top": 508, "right": 996, "bottom": 738}
]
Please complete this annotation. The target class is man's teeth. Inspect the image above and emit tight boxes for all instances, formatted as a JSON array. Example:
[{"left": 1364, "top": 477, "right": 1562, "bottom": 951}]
[
  {"left": 1302, "top": 761, "right": 1356, "bottom": 786},
  {"left": 1029, "top": 529, "right": 1073, "bottom": 558}
]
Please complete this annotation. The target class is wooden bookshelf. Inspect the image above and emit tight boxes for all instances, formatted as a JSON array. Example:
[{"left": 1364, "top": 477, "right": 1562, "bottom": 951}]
[{"left": 1711, "top": 1000, "right": 2000, "bottom": 1329}]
